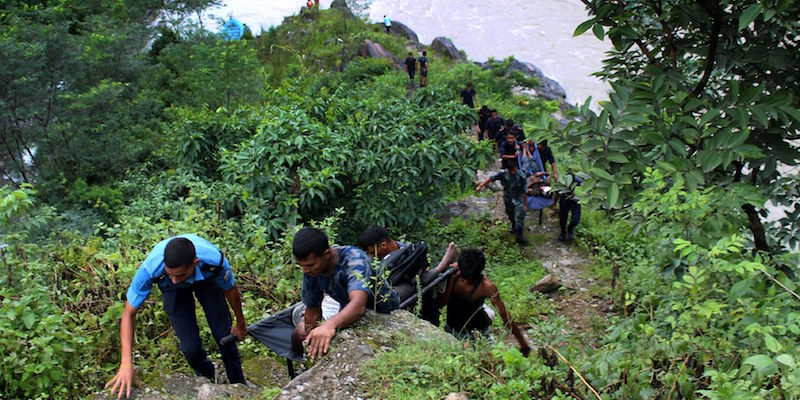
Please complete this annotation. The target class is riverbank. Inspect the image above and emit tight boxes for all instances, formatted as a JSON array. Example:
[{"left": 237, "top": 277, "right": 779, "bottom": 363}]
[{"left": 215, "top": 0, "right": 610, "bottom": 106}]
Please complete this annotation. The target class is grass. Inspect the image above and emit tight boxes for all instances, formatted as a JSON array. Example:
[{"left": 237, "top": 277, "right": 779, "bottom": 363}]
[
  {"left": 362, "top": 337, "right": 500, "bottom": 399},
  {"left": 362, "top": 216, "right": 573, "bottom": 399}
]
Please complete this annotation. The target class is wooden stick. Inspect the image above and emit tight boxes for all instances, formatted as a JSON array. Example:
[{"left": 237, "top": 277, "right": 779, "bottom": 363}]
[
  {"left": 544, "top": 344, "right": 603, "bottom": 400},
  {"left": 762, "top": 270, "right": 800, "bottom": 301},
  {"left": 666, "top": 355, "right": 690, "bottom": 400}
]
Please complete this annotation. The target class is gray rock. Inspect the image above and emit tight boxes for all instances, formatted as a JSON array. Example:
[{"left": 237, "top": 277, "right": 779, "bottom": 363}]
[
  {"left": 196, "top": 384, "right": 214, "bottom": 400},
  {"left": 446, "top": 393, "right": 470, "bottom": 400},
  {"left": 91, "top": 373, "right": 259, "bottom": 400},
  {"left": 532, "top": 274, "right": 562, "bottom": 294},
  {"left": 431, "top": 37, "right": 466, "bottom": 61},
  {"left": 358, "top": 39, "right": 401, "bottom": 67},
  {"left": 277, "top": 310, "right": 455, "bottom": 399},
  {"left": 480, "top": 58, "right": 567, "bottom": 101},
  {"left": 373, "top": 21, "right": 419, "bottom": 43},
  {"left": 330, "top": 0, "right": 355, "bottom": 19}
]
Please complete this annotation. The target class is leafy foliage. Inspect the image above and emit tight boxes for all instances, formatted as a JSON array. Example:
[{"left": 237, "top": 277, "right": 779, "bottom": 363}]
[{"left": 565, "top": 0, "right": 800, "bottom": 253}]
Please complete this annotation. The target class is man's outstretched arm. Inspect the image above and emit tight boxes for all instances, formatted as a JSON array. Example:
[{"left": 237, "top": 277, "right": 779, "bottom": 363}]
[
  {"left": 105, "top": 302, "right": 140, "bottom": 399},
  {"left": 476, "top": 177, "right": 492, "bottom": 192},
  {"left": 486, "top": 282, "right": 531, "bottom": 356}
]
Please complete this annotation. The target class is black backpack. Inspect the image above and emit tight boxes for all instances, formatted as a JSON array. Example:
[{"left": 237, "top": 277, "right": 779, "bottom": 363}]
[{"left": 382, "top": 242, "right": 430, "bottom": 285}]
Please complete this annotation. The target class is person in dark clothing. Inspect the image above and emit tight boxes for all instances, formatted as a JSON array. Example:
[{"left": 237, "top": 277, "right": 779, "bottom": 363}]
[
  {"left": 498, "top": 119, "right": 525, "bottom": 145},
  {"left": 477, "top": 105, "right": 491, "bottom": 141},
  {"left": 559, "top": 196, "right": 581, "bottom": 242},
  {"left": 403, "top": 52, "right": 416, "bottom": 81},
  {"left": 418, "top": 50, "right": 429, "bottom": 87},
  {"left": 436, "top": 248, "right": 530, "bottom": 356},
  {"left": 499, "top": 131, "right": 520, "bottom": 161},
  {"left": 496, "top": 119, "right": 512, "bottom": 148},
  {"left": 537, "top": 139, "right": 558, "bottom": 182},
  {"left": 357, "top": 225, "right": 413, "bottom": 300},
  {"left": 460, "top": 82, "right": 477, "bottom": 108},
  {"left": 358, "top": 225, "right": 460, "bottom": 324},
  {"left": 558, "top": 175, "right": 583, "bottom": 242},
  {"left": 476, "top": 159, "right": 529, "bottom": 245},
  {"left": 485, "top": 110, "right": 504, "bottom": 143}
]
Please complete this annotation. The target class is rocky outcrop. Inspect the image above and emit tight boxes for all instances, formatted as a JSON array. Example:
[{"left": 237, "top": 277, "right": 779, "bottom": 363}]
[
  {"left": 373, "top": 20, "right": 419, "bottom": 43},
  {"left": 277, "top": 310, "right": 455, "bottom": 399},
  {"left": 480, "top": 58, "right": 567, "bottom": 101},
  {"left": 330, "top": 0, "right": 355, "bottom": 19},
  {"left": 358, "top": 39, "right": 401, "bottom": 67},
  {"left": 431, "top": 37, "right": 466, "bottom": 61}
]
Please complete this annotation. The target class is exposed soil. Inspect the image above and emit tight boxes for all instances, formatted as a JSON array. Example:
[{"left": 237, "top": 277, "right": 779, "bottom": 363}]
[{"left": 527, "top": 209, "right": 613, "bottom": 342}]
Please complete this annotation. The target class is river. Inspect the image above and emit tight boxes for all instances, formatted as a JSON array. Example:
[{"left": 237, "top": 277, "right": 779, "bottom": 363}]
[{"left": 212, "top": 0, "right": 610, "bottom": 106}]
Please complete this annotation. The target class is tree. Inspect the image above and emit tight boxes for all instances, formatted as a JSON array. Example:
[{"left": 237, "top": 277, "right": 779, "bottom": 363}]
[
  {"left": 0, "top": 0, "right": 221, "bottom": 197},
  {"left": 565, "top": 0, "right": 800, "bottom": 253}
]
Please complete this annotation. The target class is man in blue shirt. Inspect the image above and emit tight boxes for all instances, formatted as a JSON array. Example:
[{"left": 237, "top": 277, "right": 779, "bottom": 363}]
[
  {"left": 383, "top": 15, "right": 391, "bottom": 33},
  {"left": 106, "top": 235, "right": 247, "bottom": 399},
  {"left": 292, "top": 227, "right": 399, "bottom": 359}
]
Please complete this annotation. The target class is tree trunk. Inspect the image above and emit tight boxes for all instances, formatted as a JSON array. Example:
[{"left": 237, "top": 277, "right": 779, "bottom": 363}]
[{"left": 742, "top": 204, "right": 769, "bottom": 252}]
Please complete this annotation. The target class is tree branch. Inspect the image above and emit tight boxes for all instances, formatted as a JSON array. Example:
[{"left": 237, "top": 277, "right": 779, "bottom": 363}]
[
  {"left": 651, "top": 0, "right": 678, "bottom": 68},
  {"left": 582, "top": 0, "right": 660, "bottom": 66},
  {"left": 691, "top": 1, "right": 722, "bottom": 97}
]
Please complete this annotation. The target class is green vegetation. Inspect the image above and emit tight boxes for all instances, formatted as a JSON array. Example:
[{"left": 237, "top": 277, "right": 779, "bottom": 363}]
[
  {"left": 0, "top": 2, "right": 557, "bottom": 399},
  {"left": 1, "top": 0, "right": 798, "bottom": 399}
]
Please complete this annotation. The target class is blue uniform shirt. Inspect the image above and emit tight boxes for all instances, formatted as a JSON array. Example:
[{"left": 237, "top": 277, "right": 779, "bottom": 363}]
[
  {"left": 126, "top": 234, "right": 235, "bottom": 309},
  {"left": 302, "top": 245, "right": 397, "bottom": 311}
]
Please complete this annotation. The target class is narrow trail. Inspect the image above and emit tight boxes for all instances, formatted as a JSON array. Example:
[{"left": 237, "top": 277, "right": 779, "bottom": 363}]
[{"left": 449, "top": 156, "right": 614, "bottom": 346}]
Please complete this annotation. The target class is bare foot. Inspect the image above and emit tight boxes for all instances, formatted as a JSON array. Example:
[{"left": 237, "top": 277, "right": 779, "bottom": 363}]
[{"left": 444, "top": 242, "right": 459, "bottom": 265}]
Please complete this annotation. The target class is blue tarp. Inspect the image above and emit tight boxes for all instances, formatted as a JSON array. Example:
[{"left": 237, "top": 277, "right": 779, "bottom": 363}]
[
  {"left": 221, "top": 18, "right": 244, "bottom": 41},
  {"left": 518, "top": 141, "right": 553, "bottom": 210}
]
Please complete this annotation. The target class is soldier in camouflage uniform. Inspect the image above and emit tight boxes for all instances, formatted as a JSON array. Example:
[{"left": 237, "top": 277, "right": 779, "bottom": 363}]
[{"left": 476, "top": 159, "right": 529, "bottom": 245}]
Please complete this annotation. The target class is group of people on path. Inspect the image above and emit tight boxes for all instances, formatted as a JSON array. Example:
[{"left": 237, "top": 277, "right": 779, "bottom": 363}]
[
  {"left": 403, "top": 51, "right": 429, "bottom": 87},
  {"left": 106, "top": 227, "right": 530, "bottom": 399},
  {"left": 460, "top": 87, "right": 581, "bottom": 245}
]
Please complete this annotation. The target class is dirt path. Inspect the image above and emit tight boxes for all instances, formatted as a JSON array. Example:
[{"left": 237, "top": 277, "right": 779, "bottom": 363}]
[
  {"left": 525, "top": 210, "right": 613, "bottom": 345},
  {"left": 448, "top": 160, "right": 613, "bottom": 346}
]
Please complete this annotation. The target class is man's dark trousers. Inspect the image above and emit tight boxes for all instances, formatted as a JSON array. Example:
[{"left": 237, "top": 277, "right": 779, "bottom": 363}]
[
  {"left": 161, "top": 279, "right": 245, "bottom": 384},
  {"left": 504, "top": 198, "right": 526, "bottom": 233},
  {"left": 559, "top": 197, "right": 581, "bottom": 238}
]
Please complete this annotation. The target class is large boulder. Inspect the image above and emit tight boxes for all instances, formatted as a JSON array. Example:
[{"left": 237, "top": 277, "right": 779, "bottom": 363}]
[
  {"left": 373, "top": 20, "right": 419, "bottom": 44},
  {"left": 480, "top": 58, "right": 567, "bottom": 101},
  {"left": 277, "top": 310, "right": 455, "bottom": 399},
  {"left": 330, "top": 0, "right": 355, "bottom": 19},
  {"left": 431, "top": 37, "right": 466, "bottom": 61},
  {"left": 358, "top": 39, "right": 401, "bottom": 67}
]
